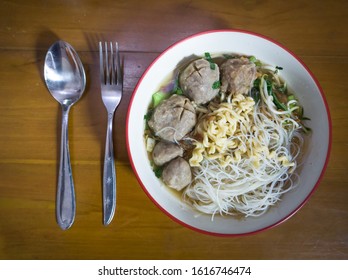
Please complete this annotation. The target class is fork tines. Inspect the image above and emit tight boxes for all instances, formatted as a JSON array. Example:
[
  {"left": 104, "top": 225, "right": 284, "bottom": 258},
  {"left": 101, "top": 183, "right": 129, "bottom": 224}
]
[{"left": 99, "top": 42, "right": 121, "bottom": 86}]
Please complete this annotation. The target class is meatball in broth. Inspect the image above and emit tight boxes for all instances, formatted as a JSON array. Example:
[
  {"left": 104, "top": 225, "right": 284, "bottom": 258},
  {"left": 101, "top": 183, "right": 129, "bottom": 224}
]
[
  {"left": 148, "top": 94, "right": 196, "bottom": 142},
  {"left": 220, "top": 57, "right": 257, "bottom": 97},
  {"left": 162, "top": 157, "right": 192, "bottom": 191},
  {"left": 179, "top": 58, "right": 220, "bottom": 105},
  {"left": 152, "top": 141, "right": 183, "bottom": 166}
]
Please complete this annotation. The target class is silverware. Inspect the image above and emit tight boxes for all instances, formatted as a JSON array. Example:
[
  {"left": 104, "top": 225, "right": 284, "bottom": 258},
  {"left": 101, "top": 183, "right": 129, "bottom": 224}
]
[
  {"left": 44, "top": 40, "right": 86, "bottom": 230},
  {"left": 99, "top": 42, "right": 123, "bottom": 225}
]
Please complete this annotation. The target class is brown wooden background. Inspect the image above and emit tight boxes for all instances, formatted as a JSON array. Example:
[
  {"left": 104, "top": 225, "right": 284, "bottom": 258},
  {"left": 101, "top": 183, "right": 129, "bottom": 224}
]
[{"left": 0, "top": 0, "right": 347, "bottom": 259}]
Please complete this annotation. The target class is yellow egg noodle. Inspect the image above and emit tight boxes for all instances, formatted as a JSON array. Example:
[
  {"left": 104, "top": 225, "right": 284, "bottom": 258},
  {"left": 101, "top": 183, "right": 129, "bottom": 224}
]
[{"left": 184, "top": 77, "right": 303, "bottom": 218}]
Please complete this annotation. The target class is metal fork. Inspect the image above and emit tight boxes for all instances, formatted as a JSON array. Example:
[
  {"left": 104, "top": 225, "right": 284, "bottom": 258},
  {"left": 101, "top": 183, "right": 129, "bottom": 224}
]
[{"left": 99, "top": 42, "right": 123, "bottom": 225}]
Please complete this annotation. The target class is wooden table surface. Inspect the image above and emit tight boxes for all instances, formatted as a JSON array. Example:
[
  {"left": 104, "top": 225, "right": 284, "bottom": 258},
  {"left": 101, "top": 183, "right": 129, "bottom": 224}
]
[{"left": 0, "top": 0, "right": 347, "bottom": 260}]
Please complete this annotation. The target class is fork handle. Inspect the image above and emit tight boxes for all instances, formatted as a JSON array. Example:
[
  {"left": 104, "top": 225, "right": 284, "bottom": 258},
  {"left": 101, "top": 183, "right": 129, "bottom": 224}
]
[{"left": 103, "top": 112, "right": 116, "bottom": 225}]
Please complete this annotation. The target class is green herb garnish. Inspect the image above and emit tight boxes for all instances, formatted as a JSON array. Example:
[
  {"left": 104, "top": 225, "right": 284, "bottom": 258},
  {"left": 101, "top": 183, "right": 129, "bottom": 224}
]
[
  {"left": 172, "top": 78, "right": 183, "bottom": 95},
  {"left": 249, "top": 78, "right": 261, "bottom": 102},
  {"left": 152, "top": 91, "right": 167, "bottom": 107},
  {"left": 204, "top": 52, "right": 216, "bottom": 70},
  {"left": 144, "top": 110, "right": 152, "bottom": 121},
  {"left": 265, "top": 78, "right": 287, "bottom": 111},
  {"left": 153, "top": 166, "right": 163, "bottom": 178},
  {"left": 212, "top": 80, "right": 221, "bottom": 89},
  {"left": 249, "top": 56, "right": 262, "bottom": 67},
  {"left": 175, "top": 87, "right": 183, "bottom": 95},
  {"left": 205, "top": 52, "right": 212, "bottom": 60}
]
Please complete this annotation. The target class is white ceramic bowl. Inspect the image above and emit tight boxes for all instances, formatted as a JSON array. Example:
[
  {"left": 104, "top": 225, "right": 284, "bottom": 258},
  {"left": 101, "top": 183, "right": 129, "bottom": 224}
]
[{"left": 126, "top": 30, "right": 331, "bottom": 236}]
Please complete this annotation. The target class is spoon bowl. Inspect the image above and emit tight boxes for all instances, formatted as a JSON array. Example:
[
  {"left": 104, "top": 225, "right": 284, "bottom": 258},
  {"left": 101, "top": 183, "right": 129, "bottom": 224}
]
[
  {"left": 44, "top": 41, "right": 85, "bottom": 105},
  {"left": 44, "top": 40, "right": 86, "bottom": 230}
]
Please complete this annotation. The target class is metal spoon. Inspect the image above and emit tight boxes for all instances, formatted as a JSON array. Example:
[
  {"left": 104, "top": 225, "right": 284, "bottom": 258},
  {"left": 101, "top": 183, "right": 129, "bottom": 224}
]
[{"left": 44, "top": 40, "right": 86, "bottom": 230}]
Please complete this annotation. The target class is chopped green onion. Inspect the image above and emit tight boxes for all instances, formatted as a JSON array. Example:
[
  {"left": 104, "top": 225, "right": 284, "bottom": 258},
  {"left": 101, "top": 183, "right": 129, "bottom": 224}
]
[
  {"left": 172, "top": 82, "right": 183, "bottom": 95},
  {"left": 175, "top": 87, "right": 183, "bottom": 95},
  {"left": 153, "top": 166, "right": 163, "bottom": 178},
  {"left": 171, "top": 75, "right": 183, "bottom": 95},
  {"left": 152, "top": 91, "right": 167, "bottom": 107},
  {"left": 212, "top": 80, "right": 221, "bottom": 89},
  {"left": 249, "top": 56, "right": 262, "bottom": 67},
  {"left": 288, "top": 95, "right": 295, "bottom": 101},
  {"left": 204, "top": 52, "right": 212, "bottom": 60},
  {"left": 144, "top": 110, "right": 152, "bottom": 121},
  {"left": 173, "top": 83, "right": 183, "bottom": 95},
  {"left": 204, "top": 52, "right": 216, "bottom": 70}
]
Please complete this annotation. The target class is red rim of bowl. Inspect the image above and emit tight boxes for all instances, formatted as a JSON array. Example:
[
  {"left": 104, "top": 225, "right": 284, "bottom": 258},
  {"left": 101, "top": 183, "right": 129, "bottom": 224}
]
[{"left": 126, "top": 29, "right": 332, "bottom": 237}]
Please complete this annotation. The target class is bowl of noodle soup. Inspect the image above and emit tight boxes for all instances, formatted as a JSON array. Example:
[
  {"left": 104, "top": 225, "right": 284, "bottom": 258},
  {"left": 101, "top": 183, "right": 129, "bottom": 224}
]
[{"left": 126, "top": 30, "right": 331, "bottom": 236}]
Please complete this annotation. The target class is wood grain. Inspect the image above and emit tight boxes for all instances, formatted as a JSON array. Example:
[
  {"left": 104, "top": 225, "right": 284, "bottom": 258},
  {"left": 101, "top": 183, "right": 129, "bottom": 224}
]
[{"left": 0, "top": 0, "right": 347, "bottom": 260}]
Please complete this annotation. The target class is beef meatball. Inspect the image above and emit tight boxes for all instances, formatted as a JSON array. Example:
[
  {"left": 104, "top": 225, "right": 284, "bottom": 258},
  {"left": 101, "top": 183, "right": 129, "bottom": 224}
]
[
  {"left": 152, "top": 141, "right": 183, "bottom": 166},
  {"left": 162, "top": 157, "right": 192, "bottom": 191},
  {"left": 220, "top": 57, "right": 257, "bottom": 97},
  {"left": 148, "top": 94, "right": 196, "bottom": 142},
  {"left": 179, "top": 58, "right": 220, "bottom": 105}
]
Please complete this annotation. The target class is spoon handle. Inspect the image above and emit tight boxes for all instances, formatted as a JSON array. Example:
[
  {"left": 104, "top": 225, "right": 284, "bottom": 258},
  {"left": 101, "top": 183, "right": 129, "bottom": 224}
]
[
  {"left": 56, "top": 105, "right": 76, "bottom": 230},
  {"left": 103, "top": 112, "right": 116, "bottom": 225}
]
